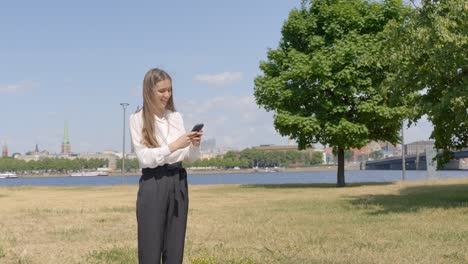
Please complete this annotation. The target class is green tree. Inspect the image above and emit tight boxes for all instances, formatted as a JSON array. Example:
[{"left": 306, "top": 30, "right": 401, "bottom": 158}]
[
  {"left": 223, "top": 151, "right": 239, "bottom": 160},
  {"left": 116, "top": 159, "right": 139, "bottom": 171},
  {"left": 304, "top": 151, "right": 324, "bottom": 165},
  {"left": 383, "top": 0, "right": 467, "bottom": 166},
  {"left": 254, "top": 0, "right": 409, "bottom": 186}
]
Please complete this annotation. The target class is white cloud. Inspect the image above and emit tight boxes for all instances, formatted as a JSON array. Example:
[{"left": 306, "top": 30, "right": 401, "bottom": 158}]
[
  {"left": 193, "top": 72, "right": 243, "bottom": 87},
  {"left": 0, "top": 81, "right": 36, "bottom": 94},
  {"left": 177, "top": 95, "right": 287, "bottom": 149}
]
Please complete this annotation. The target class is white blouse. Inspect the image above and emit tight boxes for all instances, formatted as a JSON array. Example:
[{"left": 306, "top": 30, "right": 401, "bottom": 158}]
[{"left": 129, "top": 110, "right": 201, "bottom": 169}]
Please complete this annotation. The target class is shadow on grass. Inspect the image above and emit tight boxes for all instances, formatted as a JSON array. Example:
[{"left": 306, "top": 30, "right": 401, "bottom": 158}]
[
  {"left": 241, "top": 182, "right": 393, "bottom": 189},
  {"left": 349, "top": 184, "right": 468, "bottom": 215}
]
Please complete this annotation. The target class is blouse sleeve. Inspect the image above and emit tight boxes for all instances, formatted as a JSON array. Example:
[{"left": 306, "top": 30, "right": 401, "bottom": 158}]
[
  {"left": 174, "top": 112, "right": 201, "bottom": 163},
  {"left": 129, "top": 112, "right": 171, "bottom": 168},
  {"left": 185, "top": 144, "right": 201, "bottom": 163}
]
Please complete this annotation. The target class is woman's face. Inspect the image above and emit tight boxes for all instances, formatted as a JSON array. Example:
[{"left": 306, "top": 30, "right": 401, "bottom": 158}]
[{"left": 153, "top": 79, "right": 172, "bottom": 112}]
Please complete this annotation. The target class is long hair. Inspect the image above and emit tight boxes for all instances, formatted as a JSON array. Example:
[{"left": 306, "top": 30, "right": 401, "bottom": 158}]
[{"left": 141, "top": 68, "right": 176, "bottom": 147}]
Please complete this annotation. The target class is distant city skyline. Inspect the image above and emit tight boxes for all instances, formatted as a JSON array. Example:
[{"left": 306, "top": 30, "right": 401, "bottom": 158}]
[
  {"left": 2, "top": 120, "right": 434, "bottom": 155},
  {"left": 0, "top": 0, "right": 432, "bottom": 155}
]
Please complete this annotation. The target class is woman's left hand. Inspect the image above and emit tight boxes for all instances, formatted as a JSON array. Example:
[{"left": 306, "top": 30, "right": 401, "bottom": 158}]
[{"left": 190, "top": 130, "right": 203, "bottom": 147}]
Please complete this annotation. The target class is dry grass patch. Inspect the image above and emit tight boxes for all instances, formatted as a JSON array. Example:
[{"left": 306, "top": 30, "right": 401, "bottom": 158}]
[{"left": 0, "top": 178, "right": 467, "bottom": 263}]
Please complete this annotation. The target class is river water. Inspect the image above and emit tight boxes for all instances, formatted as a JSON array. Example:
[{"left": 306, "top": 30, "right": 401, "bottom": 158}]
[{"left": 0, "top": 170, "right": 467, "bottom": 187}]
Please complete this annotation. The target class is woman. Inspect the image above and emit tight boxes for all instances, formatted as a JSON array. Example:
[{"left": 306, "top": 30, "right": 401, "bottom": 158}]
[{"left": 130, "top": 68, "right": 203, "bottom": 263}]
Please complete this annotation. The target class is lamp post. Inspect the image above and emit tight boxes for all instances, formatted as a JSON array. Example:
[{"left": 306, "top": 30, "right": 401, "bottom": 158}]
[
  {"left": 401, "top": 120, "right": 406, "bottom": 181},
  {"left": 120, "top": 103, "right": 129, "bottom": 184}
]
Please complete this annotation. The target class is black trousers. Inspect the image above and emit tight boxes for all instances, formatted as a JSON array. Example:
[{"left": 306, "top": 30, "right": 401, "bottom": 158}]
[{"left": 136, "top": 162, "right": 189, "bottom": 264}]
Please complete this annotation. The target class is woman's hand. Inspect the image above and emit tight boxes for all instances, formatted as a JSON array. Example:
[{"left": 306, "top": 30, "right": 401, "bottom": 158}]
[
  {"left": 169, "top": 132, "right": 198, "bottom": 152},
  {"left": 191, "top": 130, "right": 204, "bottom": 147}
]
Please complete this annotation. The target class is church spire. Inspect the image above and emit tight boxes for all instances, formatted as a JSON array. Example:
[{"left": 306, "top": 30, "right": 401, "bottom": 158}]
[
  {"left": 63, "top": 120, "right": 70, "bottom": 144},
  {"left": 2, "top": 140, "right": 7, "bottom": 158},
  {"left": 61, "top": 121, "right": 71, "bottom": 154}
]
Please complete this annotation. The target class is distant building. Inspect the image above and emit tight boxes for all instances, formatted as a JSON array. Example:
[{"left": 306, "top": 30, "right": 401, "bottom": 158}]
[
  {"left": 200, "top": 153, "right": 218, "bottom": 160},
  {"left": 253, "top": 144, "right": 313, "bottom": 152},
  {"left": 350, "top": 142, "right": 381, "bottom": 162},
  {"left": 61, "top": 121, "right": 72, "bottom": 154},
  {"left": 2, "top": 140, "right": 8, "bottom": 158},
  {"left": 376, "top": 141, "right": 400, "bottom": 158},
  {"left": 323, "top": 141, "right": 399, "bottom": 163},
  {"left": 15, "top": 149, "right": 118, "bottom": 169},
  {"left": 404, "top": 140, "right": 435, "bottom": 155},
  {"left": 201, "top": 138, "right": 216, "bottom": 153},
  {"left": 378, "top": 141, "right": 399, "bottom": 153},
  {"left": 253, "top": 144, "right": 317, "bottom": 161},
  {"left": 16, "top": 145, "right": 49, "bottom": 161},
  {"left": 15, "top": 155, "right": 41, "bottom": 162},
  {"left": 198, "top": 138, "right": 231, "bottom": 157},
  {"left": 104, "top": 150, "right": 135, "bottom": 168}
]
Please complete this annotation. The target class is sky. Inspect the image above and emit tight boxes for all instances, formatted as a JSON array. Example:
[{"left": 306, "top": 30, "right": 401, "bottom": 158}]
[{"left": 0, "top": 0, "right": 432, "bottom": 154}]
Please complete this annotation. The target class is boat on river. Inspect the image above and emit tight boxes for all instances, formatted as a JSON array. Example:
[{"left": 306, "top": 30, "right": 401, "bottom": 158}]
[
  {"left": 70, "top": 171, "right": 109, "bottom": 177},
  {"left": 0, "top": 172, "right": 18, "bottom": 179},
  {"left": 253, "top": 166, "right": 281, "bottom": 173}
]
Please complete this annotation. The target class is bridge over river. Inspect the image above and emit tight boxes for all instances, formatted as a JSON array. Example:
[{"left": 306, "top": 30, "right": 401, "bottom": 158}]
[{"left": 364, "top": 149, "right": 468, "bottom": 170}]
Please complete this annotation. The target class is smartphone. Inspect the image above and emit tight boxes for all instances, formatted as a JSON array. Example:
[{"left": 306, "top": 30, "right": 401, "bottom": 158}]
[{"left": 191, "top": 123, "right": 204, "bottom": 132}]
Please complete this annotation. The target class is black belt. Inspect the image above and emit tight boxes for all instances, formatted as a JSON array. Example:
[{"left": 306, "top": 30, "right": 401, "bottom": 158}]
[{"left": 141, "top": 161, "right": 183, "bottom": 178}]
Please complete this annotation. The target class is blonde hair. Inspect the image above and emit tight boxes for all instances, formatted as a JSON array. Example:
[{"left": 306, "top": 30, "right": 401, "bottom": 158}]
[{"left": 141, "top": 68, "right": 176, "bottom": 147}]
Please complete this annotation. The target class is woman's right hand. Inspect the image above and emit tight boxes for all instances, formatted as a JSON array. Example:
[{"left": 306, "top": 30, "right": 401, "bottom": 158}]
[{"left": 169, "top": 132, "right": 198, "bottom": 152}]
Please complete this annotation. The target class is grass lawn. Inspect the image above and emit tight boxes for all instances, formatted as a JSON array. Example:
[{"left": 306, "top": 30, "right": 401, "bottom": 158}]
[{"left": 0, "top": 178, "right": 467, "bottom": 263}]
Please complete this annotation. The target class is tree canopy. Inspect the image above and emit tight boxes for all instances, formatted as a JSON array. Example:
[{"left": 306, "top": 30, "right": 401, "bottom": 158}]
[
  {"left": 381, "top": 0, "right": 467, "bottom": 165},
  {"left": 254, "top": 0, "right": 410, "bottom": 186}
]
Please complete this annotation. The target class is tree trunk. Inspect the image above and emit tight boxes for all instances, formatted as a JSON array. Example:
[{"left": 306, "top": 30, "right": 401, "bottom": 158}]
[{"left": 337, "top": 148, "right": 346, "bottom": 187}]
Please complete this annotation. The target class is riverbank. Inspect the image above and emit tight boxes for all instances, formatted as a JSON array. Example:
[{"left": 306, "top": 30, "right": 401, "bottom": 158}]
[
  {"left": 1, "top": 178, "right": 467, "bottom": 263},
  {"left": 16, "top": 165, "right": 341, "bottom": 178},
  {"left": 187, "top": 165, "right": 341, "bottom": 174}
]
